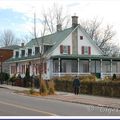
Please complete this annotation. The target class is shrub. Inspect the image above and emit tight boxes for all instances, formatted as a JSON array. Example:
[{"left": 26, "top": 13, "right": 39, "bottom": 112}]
[
  {"left": 112, "top": 74, "right": 117, "bottom": 80},
  {"left": 0, "top": 72, "right": 10, "bottom": 84},
  {"left": 40, "top": 80, "right": 48, "bottom": 95},
  {"left": 52, "top": 75, "right": 73, "bottom": 81},
  {"left": 9, "top": 74, "right": 17, "bottom": 85},
  {"left": 103, "top": 76, "right": 112, "bottom": 82},
  {"left": 47, "top": 80, "right": 55, "bottom": 95},
  {"left": 29, "top": 87, "right": 35, "bottom": 94},
  {"left": 80, "top": 75, "right": 97, "bottom": 82},
  {"left": 1, "top": 72, "right": 10, "bottom": 81}
]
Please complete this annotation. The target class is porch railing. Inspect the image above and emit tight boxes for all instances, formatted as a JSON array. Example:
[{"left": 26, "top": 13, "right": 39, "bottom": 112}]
[
  {"left": 52, "top": 72, "right": 91, "bottom": 77},
  {"left": 52, "top": 72, "right": 120, "bottom": 78}
]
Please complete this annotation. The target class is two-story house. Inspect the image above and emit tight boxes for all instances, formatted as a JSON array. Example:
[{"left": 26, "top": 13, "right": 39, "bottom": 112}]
[{"left": 7, "top": 16, "right": 120, "bottom": 79}]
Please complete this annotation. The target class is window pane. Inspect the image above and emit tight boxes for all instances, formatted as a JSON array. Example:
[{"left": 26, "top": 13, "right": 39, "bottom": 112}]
[
  {"left": 71, "top": 60, "right": 78, "bottom": 72},
  {"left": 21, "top": 50, "right": 25, "bottom": 57},
  {"left": 15, "top": 51, "right": 19, "bottom": 58},
  {"left": 53, "top": 60, "right": 59, "bottom": 73},
  {"left": 35, "top": 47, "right": 39, "bottom": 55},
  {"left": 28, "top": 49, "right": 32, "bottom": 56},
  {"left": 83, "top": 61, "right": 89, "bottom": 72}
]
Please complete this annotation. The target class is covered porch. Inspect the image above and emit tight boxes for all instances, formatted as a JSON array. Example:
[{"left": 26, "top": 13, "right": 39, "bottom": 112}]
[{"left": 51, "top": 55, "right": 120, "bottom": 79}]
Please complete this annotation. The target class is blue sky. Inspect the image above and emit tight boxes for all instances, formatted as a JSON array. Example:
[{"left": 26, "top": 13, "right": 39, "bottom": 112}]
[
  {"left": 0, "top": 9, "right": 27, "bottom": 30},
  {"left": 0, "top": 8, "right": 32, "bottom": 42},
  {"left": 0, "top": 0, "right": 120, "bottom": 46}
]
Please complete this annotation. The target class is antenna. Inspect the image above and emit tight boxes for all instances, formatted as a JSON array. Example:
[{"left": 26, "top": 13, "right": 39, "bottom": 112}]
[{"left": 34, "top": 12, "right": 37, "bottom": 39}]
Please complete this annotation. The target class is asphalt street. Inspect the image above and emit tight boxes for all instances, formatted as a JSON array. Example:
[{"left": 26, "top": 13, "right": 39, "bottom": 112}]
[{"left": 0, "top": 88, "right": 120, "bottom": 116}]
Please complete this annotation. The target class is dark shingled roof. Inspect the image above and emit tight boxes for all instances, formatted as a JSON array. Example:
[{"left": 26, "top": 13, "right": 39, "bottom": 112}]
[{"left": 25, "top": 27, "right": 74, "bottom": 47}]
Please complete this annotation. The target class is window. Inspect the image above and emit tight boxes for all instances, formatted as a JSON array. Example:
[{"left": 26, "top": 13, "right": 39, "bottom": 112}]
[
  {"left": 80, "top": 36, "right": 83, "bottom": 40},
  {"left": 84, "top": 46, "right": 88, "bottom": 54},
  {"left": 83, "top": 61, "right": 89, "bottom": 72},
  {"left": 81, "top": 46, "right": 91, "bottom": 55},
  {"left": 71, "top": 60, "right": 78, "bottom": 72},
  {"left": 44, "top": 45, "right": 52, "bottom": 53},
  {"left": 61, "top": 60, "right": 67, "bottom": 72},
  {"left": 15, "top": 51, "right": 19, "bottom": 58},
  {"left": 35, "top": 47, "right": 39, "bottom": 55},
  {"left": 11, "top": 66, "right": 16, "bottom": 74},
  {"left": 63, "top": 46, "right": 68, "bottom": 54},
  {"left": 106, "top": 64, "right": 110, "bottom": 72},
  {"left": 53, "top": 60, "right": 59, "bottom": 73},
  {"left": 28, "top": 49, "right": 32, "bottom": 56},
  {"left": 60, "top": 45, "right": 70, "bottom": 54},
  {"left": 21, "top": 50, "right": 25, "bottom": 57}
]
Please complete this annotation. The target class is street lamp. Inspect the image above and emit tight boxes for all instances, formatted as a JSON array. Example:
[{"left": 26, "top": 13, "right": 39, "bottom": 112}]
[{"left": 0, "top": 56, "right": 3, "bottom": 84}]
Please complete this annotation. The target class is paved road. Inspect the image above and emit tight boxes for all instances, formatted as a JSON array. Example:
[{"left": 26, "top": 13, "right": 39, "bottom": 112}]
[{"left": 0, "top": 88, "right": 120, "bottom": 116}]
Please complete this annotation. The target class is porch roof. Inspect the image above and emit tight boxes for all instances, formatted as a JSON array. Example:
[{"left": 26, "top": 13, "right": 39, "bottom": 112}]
[{"left": 51, "top": 55, "right": 120, "bottom": 61}]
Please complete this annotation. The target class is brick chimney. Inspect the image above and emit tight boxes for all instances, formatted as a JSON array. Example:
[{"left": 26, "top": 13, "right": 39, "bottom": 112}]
[
  {"left": 72, "top": 15, "right": 78, "bottom": 28},
  {"left": 72, "top": 15, "right": 78, "bottom": 54},
  {"left": 56, "top": 24, "right": 62, "bottom": 32}
]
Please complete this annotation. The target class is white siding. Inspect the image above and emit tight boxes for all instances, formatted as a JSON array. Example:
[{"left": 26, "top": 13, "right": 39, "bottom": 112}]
[
  {"left": 77, "top": 27, "right": 102, "bottom": 55},
  {"left": 51, "top": 34, "right": 72, "bottom": 55},
  {"left": 51, "top": 26, "right": 103, "bottom": 56}
]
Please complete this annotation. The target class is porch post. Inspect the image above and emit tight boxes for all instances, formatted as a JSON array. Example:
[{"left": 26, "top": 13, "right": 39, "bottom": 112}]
[
  {"left": 89, "top": 59, "right": 91, "bottom": 73},
  {"left": 58, "top": 58, "right": 61, "bottom": 77},
  {"left": 77, "top": 58, "right": 79, "bottom": 75},
  {"left": 100, "top": 59, "right": 103, "bottom": 79},
  {"left": 110, "top": 59, "right": 112, "bottom": 77}
]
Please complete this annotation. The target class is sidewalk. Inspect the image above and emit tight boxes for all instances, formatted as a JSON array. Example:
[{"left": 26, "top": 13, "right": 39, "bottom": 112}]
[{"left": 0, "top": 84, "right": 120, "bottom": 110}]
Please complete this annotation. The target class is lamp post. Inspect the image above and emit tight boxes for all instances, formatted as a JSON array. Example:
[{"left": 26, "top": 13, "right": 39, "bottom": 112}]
[{"left": 0, "top": 56, "right": 3, "bottom": 84}]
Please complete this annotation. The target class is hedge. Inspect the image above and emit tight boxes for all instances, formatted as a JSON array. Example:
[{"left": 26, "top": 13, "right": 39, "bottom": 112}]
[{"left": 54, "top": 79, "right": 120, "bottom": 98}]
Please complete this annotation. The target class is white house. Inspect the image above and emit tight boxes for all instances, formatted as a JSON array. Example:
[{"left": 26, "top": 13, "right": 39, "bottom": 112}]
[{"left": 7, "top": 16, "right": 120, "bottom": 79}]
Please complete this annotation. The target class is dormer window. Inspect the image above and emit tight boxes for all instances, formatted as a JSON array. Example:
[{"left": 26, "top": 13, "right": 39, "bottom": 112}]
[
  {"left": 35, "top": 47, "right": 39, "bottom": 55},
  {"left": 28, "top": 49, "right": 32, "bottom": 56},
  {"left": 21, "top": 50, "right": 25, "bottom": 57},
  {"left": 44, "top": 45, "right": 52, "bottom": 53},
  {"left": 15, "top": 51, "right": 19, "bottom": 58}
]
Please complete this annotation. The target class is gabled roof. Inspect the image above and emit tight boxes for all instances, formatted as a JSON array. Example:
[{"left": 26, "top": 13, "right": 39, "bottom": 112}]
[
  {"left": 45, "top": 24, "right": 104, "bottom": 57},
  {"left": 25, "top": 27, "right": 74, "bottom": 47},
  {"left": 79, "top": 24, "right": 104, "bottom": 55}
]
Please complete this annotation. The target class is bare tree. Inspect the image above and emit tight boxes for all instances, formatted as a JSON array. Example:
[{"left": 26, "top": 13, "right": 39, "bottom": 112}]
[
  {"left": 0, "top": 29, "right": 17, "bottom": 47},
  {"left": 80, "top": 18, "right": 118, "bottom": 56},
  {"left": 21, "top": 34, "right": 33, "bottom": 44},
  {"left": 30, "top": 3, "right": 70, "bottom": 93},
  {"left": 103, "top": 42, "right": 120, "bottom": 56},
  {"left": 31, "top": 11, "right": 48, "bottom": 93},
  {"left": 42, "top": 3, "right": 70, "bottom": 34}
]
